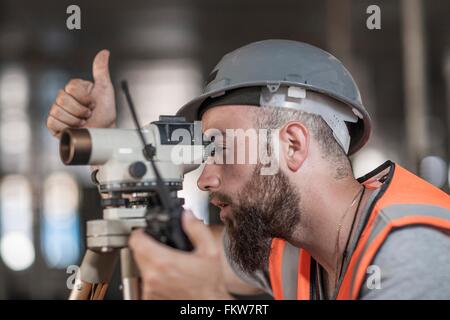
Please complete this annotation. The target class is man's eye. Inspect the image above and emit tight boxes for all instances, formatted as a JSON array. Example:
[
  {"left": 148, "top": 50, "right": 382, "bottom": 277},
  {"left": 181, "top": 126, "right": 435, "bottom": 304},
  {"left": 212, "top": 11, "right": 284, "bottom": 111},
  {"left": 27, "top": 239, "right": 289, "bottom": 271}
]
[
  {"left": 203, "top": 140, "right": 228, "bottom": 163},
  {"left": 205, "top": 143, "right": 222, "bottom": 157},
  {"left": 210, "top": 145, "right": 227, "bottom": 161}
]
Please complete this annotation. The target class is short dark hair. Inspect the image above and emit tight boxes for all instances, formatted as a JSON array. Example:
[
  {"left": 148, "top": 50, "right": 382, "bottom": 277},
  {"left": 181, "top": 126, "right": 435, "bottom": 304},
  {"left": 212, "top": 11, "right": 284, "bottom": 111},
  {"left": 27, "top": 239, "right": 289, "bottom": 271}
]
[{"left": 254, "top": 107, "right": 353, "bottom": 179}]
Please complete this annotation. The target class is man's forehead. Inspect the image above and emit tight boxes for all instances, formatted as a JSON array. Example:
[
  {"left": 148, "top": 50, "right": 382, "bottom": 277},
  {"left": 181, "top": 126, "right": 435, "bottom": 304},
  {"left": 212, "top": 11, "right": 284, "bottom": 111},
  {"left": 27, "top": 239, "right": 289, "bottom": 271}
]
[{"left": 201, "top": 105, "right": 259, "bottom": 131}]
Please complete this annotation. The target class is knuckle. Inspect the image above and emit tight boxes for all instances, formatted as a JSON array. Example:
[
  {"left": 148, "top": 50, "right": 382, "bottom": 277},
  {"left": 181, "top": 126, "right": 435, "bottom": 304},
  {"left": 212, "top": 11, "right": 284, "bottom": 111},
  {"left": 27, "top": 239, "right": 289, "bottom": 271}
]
[
  {"left": 78, "top": 107, "right": 89, "bottom": 118},
  {"left": 66, "top": 78, "right": 92, "bottom": 98},
  {"left": 83, "top": 108, "right": 92, "bottom": 117},
  {"left": 71, "top": 109, "right": 82, "bottom": 118},
  {"left": 65, "top": 78, "right": 80, "bottom": 91},
  {"left": 46, "top": 117, "right": 52, "bottom": 130},
  {"left": 143, "top": 272, "right": 158, "bottom": 287},
  {"left": 128, "top": 232, "right": 141, "bottom": 249},
  {"left": 55, "top": 90, "right": 66, "bottom": 106},
  {"left": 205, "top": 247, "right": 220, "bottom": 259},
  {"left": 71, "top": 110, "right": 85, "bottom": 123},
  {"left": 49, "top": 106, "right": 60, "bottom": 118},
  {"left": 47, "top": 115, "right": 63, "bottom": 131}
]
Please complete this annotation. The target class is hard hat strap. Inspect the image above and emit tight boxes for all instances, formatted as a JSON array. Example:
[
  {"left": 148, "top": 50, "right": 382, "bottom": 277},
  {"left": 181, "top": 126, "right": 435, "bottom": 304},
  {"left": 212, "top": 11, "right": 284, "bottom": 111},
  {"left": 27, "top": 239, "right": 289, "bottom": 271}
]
[
  {"left": 198, "top": 85, "right": 360, "bottom": 154},
  {"left": 260, "top": 85, "right": 359, "bottom": 154}
]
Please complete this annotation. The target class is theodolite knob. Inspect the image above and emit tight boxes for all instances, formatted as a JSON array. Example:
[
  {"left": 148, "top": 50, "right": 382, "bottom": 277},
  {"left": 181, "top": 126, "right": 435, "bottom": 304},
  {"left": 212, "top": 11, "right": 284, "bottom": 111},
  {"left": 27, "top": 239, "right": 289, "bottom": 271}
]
[{"left": 128, "top": 161, "right": 147, "bottom": 178}]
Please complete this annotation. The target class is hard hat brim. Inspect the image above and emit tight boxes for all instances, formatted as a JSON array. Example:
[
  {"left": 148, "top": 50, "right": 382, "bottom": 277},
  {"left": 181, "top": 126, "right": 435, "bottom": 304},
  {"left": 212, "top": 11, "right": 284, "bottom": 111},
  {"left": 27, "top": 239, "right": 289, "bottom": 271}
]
[{"left": 176, "top": 81, "right": 371, "bottom": 155}]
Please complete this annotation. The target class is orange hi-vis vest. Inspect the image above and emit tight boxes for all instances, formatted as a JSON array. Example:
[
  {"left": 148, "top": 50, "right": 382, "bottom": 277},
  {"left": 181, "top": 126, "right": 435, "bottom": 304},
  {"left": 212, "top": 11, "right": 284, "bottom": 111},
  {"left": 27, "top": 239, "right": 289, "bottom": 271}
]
[{"left": 268, "top": 161, "right": 450, "bottom": 300}]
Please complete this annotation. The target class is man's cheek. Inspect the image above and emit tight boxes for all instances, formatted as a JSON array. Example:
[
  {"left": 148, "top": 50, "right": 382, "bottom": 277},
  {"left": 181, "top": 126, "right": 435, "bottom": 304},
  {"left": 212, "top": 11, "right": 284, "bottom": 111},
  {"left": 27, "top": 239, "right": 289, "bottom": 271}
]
[{"left": 222, "top": 162, "right": 255, "bottom": 182}]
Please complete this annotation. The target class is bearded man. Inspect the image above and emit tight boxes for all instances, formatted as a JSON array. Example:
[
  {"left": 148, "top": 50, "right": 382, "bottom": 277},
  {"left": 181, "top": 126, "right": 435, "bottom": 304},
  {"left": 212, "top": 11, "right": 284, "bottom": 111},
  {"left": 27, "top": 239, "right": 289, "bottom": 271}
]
[{"left": 46, "top": 40, "right": 450, "bottom": 300}]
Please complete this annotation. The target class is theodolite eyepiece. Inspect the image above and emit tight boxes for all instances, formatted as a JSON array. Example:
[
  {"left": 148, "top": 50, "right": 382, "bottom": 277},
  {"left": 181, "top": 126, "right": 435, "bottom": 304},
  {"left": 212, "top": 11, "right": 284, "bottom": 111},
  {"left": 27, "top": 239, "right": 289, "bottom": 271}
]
[{"left": 60, "top": 128, "right": 92, "bottom": 165}]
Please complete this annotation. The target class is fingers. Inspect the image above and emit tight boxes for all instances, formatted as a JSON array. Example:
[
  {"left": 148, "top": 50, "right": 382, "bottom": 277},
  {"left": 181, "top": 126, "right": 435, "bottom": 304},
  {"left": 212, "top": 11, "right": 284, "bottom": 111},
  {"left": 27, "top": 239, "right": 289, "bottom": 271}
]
[
  {"left": 64, "top": 79, "right": 94, "bottom": 106},
  {"left": 182, "top": 210, "right": 217, "bottom": 255},
  {"left": 47, "top": 83, "right": 94, "bottom": 137},
  {"left": 128, "top": 231, "right": 170, "bottom": 300},
  {"left": 129, "top": 212, "right": 217, "bottom": 262},
  {"left": 55, "top": 89, "right": 93, "bottom": 118},
  {"left": 46, "top": 50, "right": 112, "bottom": 140},
  {"left": 129, "top": 229, "right": 151, "bottom": 257},
  {"left": 129, "top": 229, "right": 178, "bottom": 269},
  {"left": 92, "top": 49, "right": 112, "bottom": 88},
  {"left": 49, "top": 103, "right": 87, "bottom": 127},
  {"left": 129, "top": 230, "right": 181, "bottom": 300},
  {"left": 46, "top": 114, "right": 75, "bottom": 138}
]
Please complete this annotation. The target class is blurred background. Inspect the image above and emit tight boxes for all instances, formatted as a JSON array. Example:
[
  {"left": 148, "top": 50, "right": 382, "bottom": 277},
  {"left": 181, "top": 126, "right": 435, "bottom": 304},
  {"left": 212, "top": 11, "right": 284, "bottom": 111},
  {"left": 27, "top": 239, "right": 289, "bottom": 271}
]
[{"left": 0, "top": 0, "right": 448, "bottom": 299}]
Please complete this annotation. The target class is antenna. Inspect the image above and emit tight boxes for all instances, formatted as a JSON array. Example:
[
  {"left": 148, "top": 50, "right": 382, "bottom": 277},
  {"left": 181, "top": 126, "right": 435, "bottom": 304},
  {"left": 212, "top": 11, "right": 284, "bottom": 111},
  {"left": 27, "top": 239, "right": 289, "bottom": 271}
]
[{"left": 120, "top": 80, "right": 174, "bottom": 213}]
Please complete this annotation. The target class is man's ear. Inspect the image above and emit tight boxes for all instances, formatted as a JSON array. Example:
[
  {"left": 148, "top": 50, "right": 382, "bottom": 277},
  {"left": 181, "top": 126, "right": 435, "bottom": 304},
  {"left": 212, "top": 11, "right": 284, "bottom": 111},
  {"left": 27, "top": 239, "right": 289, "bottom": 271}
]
[{"left": 279, "top": 122, "right": 309, "bottom": 172}]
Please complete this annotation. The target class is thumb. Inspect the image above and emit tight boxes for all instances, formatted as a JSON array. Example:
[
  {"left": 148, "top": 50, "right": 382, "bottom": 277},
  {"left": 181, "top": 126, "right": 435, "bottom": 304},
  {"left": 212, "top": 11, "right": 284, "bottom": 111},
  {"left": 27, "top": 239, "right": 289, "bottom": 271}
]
[
  {"left": 92, "top": 49, "right": 112, "bottom": 87},
  {"left": 182, "top": 210, "right": 216, "bottom": 254}
]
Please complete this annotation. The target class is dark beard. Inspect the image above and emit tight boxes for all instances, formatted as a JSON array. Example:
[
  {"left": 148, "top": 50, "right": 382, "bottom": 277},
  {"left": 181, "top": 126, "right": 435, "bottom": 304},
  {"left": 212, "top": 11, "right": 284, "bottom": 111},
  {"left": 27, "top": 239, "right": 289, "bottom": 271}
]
[{"left": 217, "top": 166, "right": 301, "bottom": 275}]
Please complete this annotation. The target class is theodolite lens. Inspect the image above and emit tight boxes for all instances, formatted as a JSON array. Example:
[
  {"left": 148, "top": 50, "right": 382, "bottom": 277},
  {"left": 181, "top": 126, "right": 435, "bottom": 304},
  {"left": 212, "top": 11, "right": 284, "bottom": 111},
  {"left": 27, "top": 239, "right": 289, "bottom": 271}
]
[{"left": 60, "top": 128, "right": 92, "bottom": 165}]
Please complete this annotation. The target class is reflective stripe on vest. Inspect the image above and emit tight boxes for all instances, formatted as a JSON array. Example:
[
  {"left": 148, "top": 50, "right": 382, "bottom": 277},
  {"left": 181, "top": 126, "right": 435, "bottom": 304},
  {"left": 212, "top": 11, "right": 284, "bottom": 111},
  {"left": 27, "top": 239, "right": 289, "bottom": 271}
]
[
  {"left": 269, "top": 239, "right": 311, "bottom": 299},
  {"left": 282, "top": 242, "right": 299, "bottom": 299}
]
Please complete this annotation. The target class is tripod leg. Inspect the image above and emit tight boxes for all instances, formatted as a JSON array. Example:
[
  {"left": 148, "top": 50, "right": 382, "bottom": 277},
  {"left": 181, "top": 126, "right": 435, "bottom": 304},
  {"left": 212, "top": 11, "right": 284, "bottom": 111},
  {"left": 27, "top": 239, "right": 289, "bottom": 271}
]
[
  {"left": 120, "top": 248, "right": 140, "bottom": 300},
  {"left": 69, "top": 249, "right": 119, "bottom": 300}
]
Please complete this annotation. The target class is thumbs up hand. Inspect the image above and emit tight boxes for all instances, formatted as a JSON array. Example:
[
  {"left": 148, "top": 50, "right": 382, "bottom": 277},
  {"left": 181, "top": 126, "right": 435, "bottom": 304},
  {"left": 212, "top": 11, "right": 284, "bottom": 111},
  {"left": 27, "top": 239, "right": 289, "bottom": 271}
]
[{"left": 46, "top": 50, "right": 116, "bottom": 138}]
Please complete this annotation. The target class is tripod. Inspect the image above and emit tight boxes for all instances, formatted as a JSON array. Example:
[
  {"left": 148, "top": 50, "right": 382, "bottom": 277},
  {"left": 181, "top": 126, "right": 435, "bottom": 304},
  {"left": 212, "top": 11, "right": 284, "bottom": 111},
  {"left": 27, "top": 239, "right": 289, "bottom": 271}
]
[
  {"left": 66, "top": 81, "right": 196, "bottom": 299},
  {"left": 69, "top": 206, "right": 147, "bottom": 300}
]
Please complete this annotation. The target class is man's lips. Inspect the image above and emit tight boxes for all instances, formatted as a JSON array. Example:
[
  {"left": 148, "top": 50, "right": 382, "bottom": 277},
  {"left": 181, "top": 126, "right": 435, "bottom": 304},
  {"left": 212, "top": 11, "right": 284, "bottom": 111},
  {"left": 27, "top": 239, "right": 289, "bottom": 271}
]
[
  {"left": 211, "top": 198, "right": 231, "bottom": 221},
  {"left": 218, "top": 205, "right": 231, "bottom": 221}
]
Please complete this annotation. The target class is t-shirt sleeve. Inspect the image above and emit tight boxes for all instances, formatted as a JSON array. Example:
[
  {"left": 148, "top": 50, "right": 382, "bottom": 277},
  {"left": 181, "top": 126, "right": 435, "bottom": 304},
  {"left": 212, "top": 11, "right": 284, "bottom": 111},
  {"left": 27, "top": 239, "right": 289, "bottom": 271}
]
[{"left": 359, "top": 225, "right": 450, "bottom": 299}]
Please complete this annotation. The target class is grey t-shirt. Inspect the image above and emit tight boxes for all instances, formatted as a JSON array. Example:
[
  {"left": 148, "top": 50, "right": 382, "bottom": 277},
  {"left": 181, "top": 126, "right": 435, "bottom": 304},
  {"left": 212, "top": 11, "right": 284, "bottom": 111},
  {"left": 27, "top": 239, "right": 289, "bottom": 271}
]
[
  {"left": 224, "top": 226, "right": 450, "bottom": 299},
  {"left": 358, "top": 226, "right": 450, "bottom": 299}
]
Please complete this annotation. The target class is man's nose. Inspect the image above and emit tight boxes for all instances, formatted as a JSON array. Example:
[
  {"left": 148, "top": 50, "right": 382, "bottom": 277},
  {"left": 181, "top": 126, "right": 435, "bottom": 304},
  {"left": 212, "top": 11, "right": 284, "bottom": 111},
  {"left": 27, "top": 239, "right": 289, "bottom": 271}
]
[{"left": 197, "top": 165, "right": 221, "bottom": 191}]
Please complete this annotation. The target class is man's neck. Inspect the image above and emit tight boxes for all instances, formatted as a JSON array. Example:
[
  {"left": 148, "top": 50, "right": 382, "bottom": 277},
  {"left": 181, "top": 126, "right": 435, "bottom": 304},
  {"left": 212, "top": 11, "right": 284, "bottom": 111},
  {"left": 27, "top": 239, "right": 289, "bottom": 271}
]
[{"left": 289, "top": 175, "right": 374, "bottom": 283}]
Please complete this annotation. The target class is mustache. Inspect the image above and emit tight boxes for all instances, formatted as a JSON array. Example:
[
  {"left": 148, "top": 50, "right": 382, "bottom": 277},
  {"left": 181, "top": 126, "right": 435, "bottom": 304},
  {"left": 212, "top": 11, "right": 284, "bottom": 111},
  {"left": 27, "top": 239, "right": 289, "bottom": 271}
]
[{"left": 209, "top": 191, "right": 234, "bottom": 206}]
